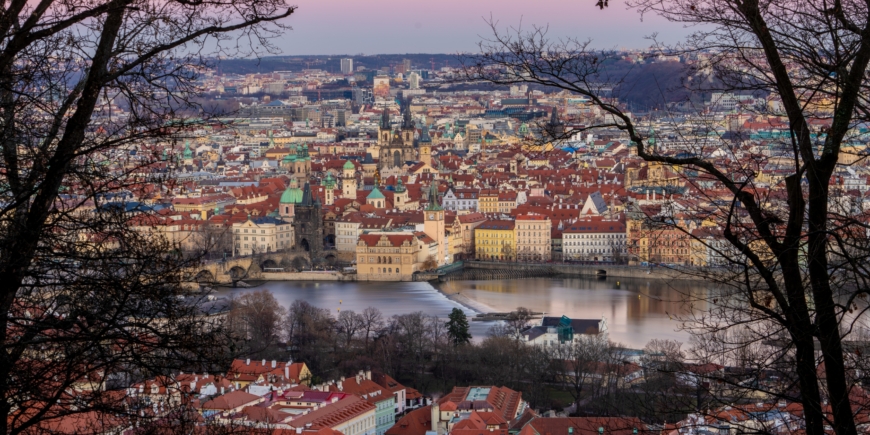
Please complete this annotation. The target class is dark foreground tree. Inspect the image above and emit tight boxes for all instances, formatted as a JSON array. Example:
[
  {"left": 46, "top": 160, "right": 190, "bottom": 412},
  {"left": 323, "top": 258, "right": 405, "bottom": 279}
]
[
  {"left": 0, "top": 0, "right": 293, "bottom": 433},
  {"left": 461, "top": 1, "right": 870, "bottom": 434},
  {"left": 446, "top": 308, "right": 472, "bottom": 345},
  {"left": 228, "top": 290, "right": 287, "bottom": 359}
]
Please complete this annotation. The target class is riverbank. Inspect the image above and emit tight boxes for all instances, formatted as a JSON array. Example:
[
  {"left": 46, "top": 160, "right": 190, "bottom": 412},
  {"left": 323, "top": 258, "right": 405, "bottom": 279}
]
[{"left": 460, "top": 261, "right": 691, "bottom": 280}]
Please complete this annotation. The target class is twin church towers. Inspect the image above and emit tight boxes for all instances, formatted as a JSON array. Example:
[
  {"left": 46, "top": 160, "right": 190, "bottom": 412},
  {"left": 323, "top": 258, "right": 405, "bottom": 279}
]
[{"left": 376, "top": 101, "right": 431, "bottom": 169}]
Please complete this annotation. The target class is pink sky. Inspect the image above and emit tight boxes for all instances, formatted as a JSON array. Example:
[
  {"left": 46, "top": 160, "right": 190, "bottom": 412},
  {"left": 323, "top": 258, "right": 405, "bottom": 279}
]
[{"left": 277, "top": 0, "right": 693, "bottom": 54}]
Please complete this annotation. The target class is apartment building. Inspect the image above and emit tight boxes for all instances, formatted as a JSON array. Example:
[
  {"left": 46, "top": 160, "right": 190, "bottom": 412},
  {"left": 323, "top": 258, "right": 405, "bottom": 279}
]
[
  {"left": 562, "top": 215, "right": 627, "bottom": 262},
  {"left": 232, "top": 216, "right": 294, "bottom": 256},
  {"left": 515, "top": 214, "right": 552, "bottom": 261}
]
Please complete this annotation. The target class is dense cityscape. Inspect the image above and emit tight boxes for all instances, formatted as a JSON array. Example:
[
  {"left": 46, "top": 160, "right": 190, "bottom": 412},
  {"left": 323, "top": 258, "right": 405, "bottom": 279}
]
[{"left": 3, "top": 1, "right": 870, "bottom": 435}]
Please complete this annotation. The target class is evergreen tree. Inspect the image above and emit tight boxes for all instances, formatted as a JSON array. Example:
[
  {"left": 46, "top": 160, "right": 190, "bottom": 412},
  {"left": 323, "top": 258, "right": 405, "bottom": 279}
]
[{"left": 446, "top": 308, "right": 472, "bottom": 345}]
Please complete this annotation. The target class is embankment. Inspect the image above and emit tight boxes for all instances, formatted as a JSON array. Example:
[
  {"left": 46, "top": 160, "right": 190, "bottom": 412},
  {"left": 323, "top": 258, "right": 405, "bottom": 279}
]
[{"left": 454, "top": 261, "right": 686, "bottom": 280}]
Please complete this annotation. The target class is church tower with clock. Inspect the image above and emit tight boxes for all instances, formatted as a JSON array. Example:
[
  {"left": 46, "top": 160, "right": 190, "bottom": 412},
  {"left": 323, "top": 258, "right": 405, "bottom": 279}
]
[{"left": 423, "top": 182, "right": 446, "bottom": 265}]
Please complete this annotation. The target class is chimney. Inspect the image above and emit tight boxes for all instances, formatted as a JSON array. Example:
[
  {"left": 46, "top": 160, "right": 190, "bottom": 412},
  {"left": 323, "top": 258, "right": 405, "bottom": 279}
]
[
  {"left": 272, "top": 360, "right": 277, "bottom": 368},
  {"left": 366, "top": 370, "right": 372, "bottom": 380},
  {"left": 246, "top": 358, "right": 250, "bottom": 365},
  {"left": 338, "top": 381, "right": 343, "bottom": 391},
  {"left": 431, "top": 402, "right": 440, "bottom": 433},
  {"left": 285, "top": 366, "right": 289, "bottom": 379},
  {"left": 262, "top": 359, "right": 266, "bottom": 366}
]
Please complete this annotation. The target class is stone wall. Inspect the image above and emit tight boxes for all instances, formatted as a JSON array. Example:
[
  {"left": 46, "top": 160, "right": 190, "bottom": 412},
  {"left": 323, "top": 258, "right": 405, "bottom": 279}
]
[
  {"left": 462, "top": 261, "right": 689, "bottom": 280},
  {"left": 260, "top": 271, "right": 352, "bottom": 281}
]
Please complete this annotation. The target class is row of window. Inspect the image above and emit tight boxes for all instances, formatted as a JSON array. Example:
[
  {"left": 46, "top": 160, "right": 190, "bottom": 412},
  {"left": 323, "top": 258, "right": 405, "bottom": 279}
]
[
  {"left": 565, "top": 233, "right": 625, "bottom": 238},
  {"left": 369, "top": 267, "right": 401, "bottom": 274},
  {"left": 360, "top": 256, "right": 403, "bottom": 264},
  {"left": 517, "top": 224, "right": 546, "bottom": 229},
  {"left": 565, "top": 240, "right": 625, "bottom": 246}
]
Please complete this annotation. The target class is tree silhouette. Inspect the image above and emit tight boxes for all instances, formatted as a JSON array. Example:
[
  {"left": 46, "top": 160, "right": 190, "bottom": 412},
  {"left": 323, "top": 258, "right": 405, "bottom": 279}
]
[{"left": 446, "top": 308, "right": 472, "bottom": 346}]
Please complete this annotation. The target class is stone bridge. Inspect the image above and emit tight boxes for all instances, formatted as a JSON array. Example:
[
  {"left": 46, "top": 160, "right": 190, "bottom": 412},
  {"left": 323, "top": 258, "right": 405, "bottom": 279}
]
[{"left": 188, "top": 251, "right": 316, "bottom": 285}]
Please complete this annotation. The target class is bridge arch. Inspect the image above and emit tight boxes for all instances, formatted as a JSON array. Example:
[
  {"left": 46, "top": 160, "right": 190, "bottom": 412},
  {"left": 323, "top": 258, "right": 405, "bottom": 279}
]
[
  {"left": 260, "top": 258, "right": 280, "bottom": 270},
  {"left": 194, "top": 269, "right": 215, "bottom": 283},
  {"left": 228, "top": 266, "right": 247, "bottom": 281}
]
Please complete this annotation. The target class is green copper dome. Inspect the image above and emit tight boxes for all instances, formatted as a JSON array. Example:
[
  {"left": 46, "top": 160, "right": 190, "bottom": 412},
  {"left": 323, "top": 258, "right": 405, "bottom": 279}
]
[
  {"left": 182, "top": 140, "right": 193, "bottom": 159},
  {"left": 324, "top": 172, "right": 336, "bottom": 189},
  {"left": 367, "top": 186, "right": 385, "bottom": 200},
  {"left": 282, "top": 153, "right": 293, "bottom": 163},
  {"left": 280, "top": 179, "right": 303, "bottom": 204},
  {"left": 343, "top": 160, "right": 355, "bottom": 170}
]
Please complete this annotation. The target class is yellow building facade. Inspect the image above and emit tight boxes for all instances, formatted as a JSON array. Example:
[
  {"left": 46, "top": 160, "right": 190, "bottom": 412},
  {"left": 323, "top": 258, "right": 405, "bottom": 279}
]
[
  {"left": 355, "top": 233, "right": 420, "bottom": 281},
  {"left": 474, "top": 220, "right": 516, "bottom": 261}
]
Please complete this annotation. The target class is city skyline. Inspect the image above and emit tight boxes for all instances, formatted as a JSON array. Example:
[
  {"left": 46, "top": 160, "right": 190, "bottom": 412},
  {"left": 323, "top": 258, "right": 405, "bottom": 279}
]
[{"left": 277, "top": 0, "right": 693, "bottom": 55}]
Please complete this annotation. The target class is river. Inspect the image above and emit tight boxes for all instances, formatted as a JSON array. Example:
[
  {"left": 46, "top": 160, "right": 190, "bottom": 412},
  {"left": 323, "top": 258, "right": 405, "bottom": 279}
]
[{"left": 217, "top": 276, "right": 711, "bottom": 348}]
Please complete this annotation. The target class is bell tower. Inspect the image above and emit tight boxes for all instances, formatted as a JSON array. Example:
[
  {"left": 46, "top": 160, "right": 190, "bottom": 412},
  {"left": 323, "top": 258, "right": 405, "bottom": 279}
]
[
  {"left": 401, "top": 103, "right": 414, "bottom": 144},
  {"left": 342, "top": 160, "right": 357, "bottom": 199},
  {"left": 418, "top": 124, "right": 432, "bottom": 166},
  {"left": 394, "top": 178, "right": 408, "bottom": 210},
  {"left": 323, "top": 172, "right": 336, "bottom": 206},
  {"left": 378, "top": 106, "right": 391, "bottom": 146},
  {"left": 423, "top": 182, "right": 445, "bottom": 265}
]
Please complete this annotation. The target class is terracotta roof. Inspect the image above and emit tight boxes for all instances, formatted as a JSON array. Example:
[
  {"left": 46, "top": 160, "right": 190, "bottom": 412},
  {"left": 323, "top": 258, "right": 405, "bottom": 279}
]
[
  {"left": 524, "top": 417, "right": 648, "bottom": 435},
  {"left": 386, "top": 405, "right": 431, "bottom": 435},
  {"left": 358, "top": 233, "right": 415, "bottom": 248},
  {"left": 201, "top": 390, "right": 263, "bottom": 410},
  {"left": 286, "top": 394, "right": 375, "bottom": 429}
]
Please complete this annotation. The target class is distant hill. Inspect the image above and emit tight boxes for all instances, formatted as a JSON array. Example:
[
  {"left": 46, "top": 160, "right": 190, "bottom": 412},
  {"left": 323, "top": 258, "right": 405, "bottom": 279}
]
[
  {"left": 214, "top": 54, "right": 460, "bottom": 75},
  {"left": 214, "top": 54, "right": 714, "bottom": 110}
]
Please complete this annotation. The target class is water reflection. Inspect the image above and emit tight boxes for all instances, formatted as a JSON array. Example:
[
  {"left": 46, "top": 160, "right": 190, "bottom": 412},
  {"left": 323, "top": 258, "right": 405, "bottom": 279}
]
[
  {"left": 216, "top": 276, "right": 711, "bottom": 348},
  {"left": 215, "top": 281, "right": 495, "bottom": 339},
  {"left": 438, "top": 276, "right": 710, "bottom": 347}
]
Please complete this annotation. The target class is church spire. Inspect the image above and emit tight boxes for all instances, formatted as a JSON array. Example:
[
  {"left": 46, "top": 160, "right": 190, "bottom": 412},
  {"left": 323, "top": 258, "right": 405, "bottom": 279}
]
[
  {"left": 419, "top": 124, "right": 432, "bottom": 144},
  {"left": 380, "top": 105, "right": 391, "bottom": 130},
  {"left": 402, "top": 100, "right": 413, "bottom": 129},
  {"left": 547, "top": 106, "right": 564, "bottom": 138},
  {"left": 425, "top": 181, "right": 443, "bottom": 211}
]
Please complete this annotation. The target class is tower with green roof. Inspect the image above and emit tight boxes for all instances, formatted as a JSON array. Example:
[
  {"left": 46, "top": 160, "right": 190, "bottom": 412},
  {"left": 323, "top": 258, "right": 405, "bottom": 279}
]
[
  {"left": 182, "top": 140, "right": 193, "bottom": 165},
  {"left": 323, "top": 172, "right": 336, "bottom": 205},
  {"left": 424, "top": 181, "right": 445, "bottom": 266},
  {"left": 342, "top": 160, "right": 357, "bottom": 199},
  {"left": 279, "top": 178, "right": 303, "bottom": 219},
  {"left": 394, "top": 178, "right": 408, "bottom": 210},
  {"left": 366, "top": 186, "right": 385, "bottom": 209}
]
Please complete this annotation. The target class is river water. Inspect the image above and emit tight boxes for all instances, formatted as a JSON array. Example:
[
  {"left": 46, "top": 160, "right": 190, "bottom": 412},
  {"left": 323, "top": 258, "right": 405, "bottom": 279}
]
[{"left": 217, "top": 276, "right": 711, "bottom": 348}]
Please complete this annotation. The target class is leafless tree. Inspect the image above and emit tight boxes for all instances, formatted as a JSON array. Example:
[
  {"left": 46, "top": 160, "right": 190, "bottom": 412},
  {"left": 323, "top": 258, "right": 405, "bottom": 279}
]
[
  {"left": 190, "top": 221, "right": 234, "bottom": 260},
  {"left": 228, "top": 290, "right": 287, "bottom": 359},
  {"left": 421, "top": 254, "right": 438, "bottom": 271},
  {"left": 0, "top": 1, "right": 292, "bottom": 428},
  {"left": 551, "top": 335, "right": 613, "bottom": 413},
  {"left": 337, "top": 310, "right": 364, "bottom": 347},
  {"left": 461, "top": 1, "right": 870, "bottom": 433},
  {"left": 359, "top": 306, "right": 385, "bottom": 352},
  {"left": 505, "top": 306, "right": 535, "bottom": 338}
]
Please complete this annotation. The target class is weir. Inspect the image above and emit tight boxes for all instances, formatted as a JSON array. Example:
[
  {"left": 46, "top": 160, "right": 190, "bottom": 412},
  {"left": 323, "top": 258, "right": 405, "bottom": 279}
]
[{"left": 439, "top": 261, "right": 686, "bottom": 281}]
